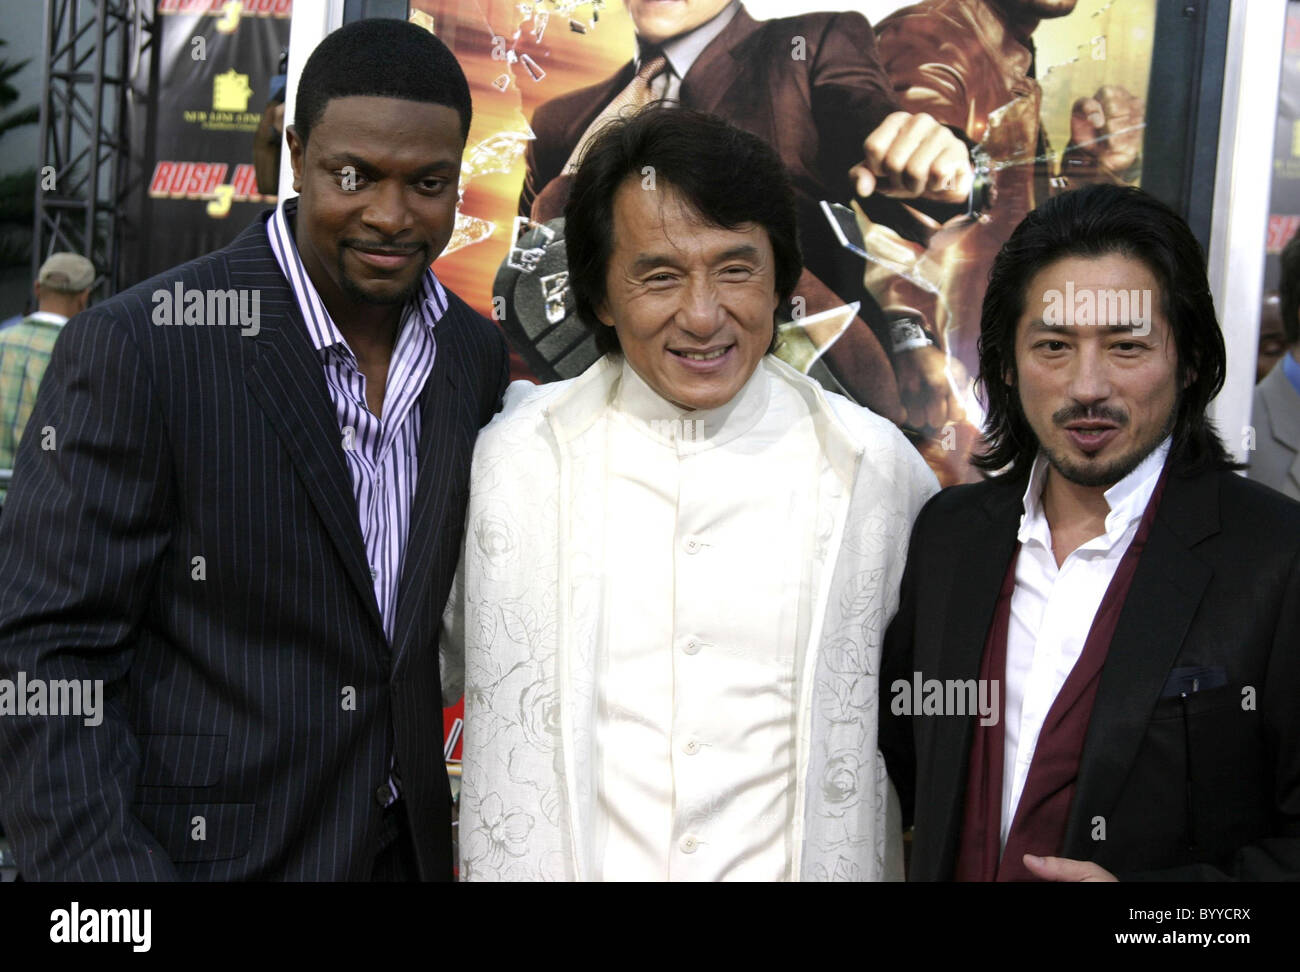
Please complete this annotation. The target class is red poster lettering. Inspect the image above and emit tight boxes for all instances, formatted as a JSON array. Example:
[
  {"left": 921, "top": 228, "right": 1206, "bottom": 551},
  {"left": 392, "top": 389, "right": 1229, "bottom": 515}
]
[{"left": 149, "top": 161, "right": 175, "bottom": 196}]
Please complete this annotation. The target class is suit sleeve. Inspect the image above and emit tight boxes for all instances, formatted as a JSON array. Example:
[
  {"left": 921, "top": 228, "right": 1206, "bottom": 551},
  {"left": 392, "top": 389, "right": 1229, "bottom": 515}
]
[
  {"left": 879, "top": 485, "right": 942, "bottom": 833},
  {"left": 809, "top": 12, "right": 903, "bottom": 186},
  {"left": 492, "top": 327, "right": 510, "bottom": 417},
  {"left": 519, "top": 99, "right": 569, "bottom": 221},
  {"left": 1120, "top": 544, "right": 1300, "bottom": 882},
  {"left": 873, "top": 13, "right": 977, "bottom": 134},
  {"left": 0, "top": 311, "right": 179, "bottom": 880},
  {"left": 440, "top": 557, "right": 467, "bottom": 708}
]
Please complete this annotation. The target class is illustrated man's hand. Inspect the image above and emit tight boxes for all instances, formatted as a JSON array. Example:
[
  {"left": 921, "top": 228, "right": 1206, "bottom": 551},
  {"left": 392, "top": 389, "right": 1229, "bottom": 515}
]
[
  {"left": 894, "top": 343, "right": 964, "bottom": 433},
  {"left": 269, "top": 101, "right": 285, "bottom": 138},
  {"left": 1068, "top": 85, "right": 1144, "bottom": 176},
  {"left": 852, "top": 111, "right": 973, "bottom": 205},
  {"left": 1023, "top": 854, "right": 1118, "bottom": 882}
]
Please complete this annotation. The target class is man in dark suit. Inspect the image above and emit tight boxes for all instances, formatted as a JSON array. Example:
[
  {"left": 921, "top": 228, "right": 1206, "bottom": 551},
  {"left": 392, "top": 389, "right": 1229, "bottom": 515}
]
[
  {"left": 0, "top": 19, "right": 508, "bottom": 880},
  {"left": 1251, "top": 232, "right": 1300, "bottom": 501},
  {"left": 880, "top": 183, "right": 1300, "bottom": 880},
  {"left": 510, "top": 0, "right": 971, "bottom": 434}
]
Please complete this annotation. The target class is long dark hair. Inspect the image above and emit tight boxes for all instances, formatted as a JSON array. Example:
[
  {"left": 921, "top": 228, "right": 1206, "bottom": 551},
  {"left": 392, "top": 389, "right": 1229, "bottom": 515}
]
[{"left": 974, "top": 183, "right": 1239, "bottom": 476}]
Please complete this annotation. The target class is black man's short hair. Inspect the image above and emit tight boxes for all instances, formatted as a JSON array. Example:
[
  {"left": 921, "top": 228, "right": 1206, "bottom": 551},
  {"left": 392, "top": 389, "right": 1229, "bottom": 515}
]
[{"left": 293, "top": 18, "right": 472, "bottom": 145}]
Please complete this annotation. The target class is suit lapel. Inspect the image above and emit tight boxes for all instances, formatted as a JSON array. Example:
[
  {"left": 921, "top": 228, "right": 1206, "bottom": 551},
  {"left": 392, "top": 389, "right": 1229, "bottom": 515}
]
[
  {"left": 237, "top": 214, "right": 386, "bottom": 641},
  {"left": 1259, "top": 364, "right": 1300, "bottom": 490},
  {"left": 565, "top": 64, "right": 636, "bottom": 148},
  {"left": 391, "top": 313, "right": 472, "bottom": 673},
  {"left": 1260, "top": 363, "right": 1300, "bottom": 452},
  {"left": 678, "top": 7, "right": 763, "bottom": 116},
  {"left": 922, "top": 478, "right": 1022, "bottom": 875},
  {"left": 1063, "top": 470, "right": 1217, "bottom": 855}
]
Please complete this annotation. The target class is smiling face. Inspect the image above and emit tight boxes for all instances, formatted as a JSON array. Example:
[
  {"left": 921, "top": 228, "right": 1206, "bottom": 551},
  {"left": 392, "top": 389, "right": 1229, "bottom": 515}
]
[
  {"left": 1013, "top": 252, "right": 1181, "bottom": 488},
  {"left": 286, "top": 95, "right": 463, "bottom": 323},
  {"left": 623, "top": 0, "right": 734, "bottom": 45},
  {"left": 596, "top": 177, "right": 779, "bottom": 411}
]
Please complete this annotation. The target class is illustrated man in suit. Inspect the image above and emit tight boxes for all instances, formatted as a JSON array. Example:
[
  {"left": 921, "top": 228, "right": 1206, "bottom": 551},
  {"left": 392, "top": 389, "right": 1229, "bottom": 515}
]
[
  {"left": 508, "top": 0, "right": 972, "bottom": 431},
  {"left": 0, "top": 19, "right": 508, "bottom": 880},
  {"left": 1251, "top": 232, "right": 1300, "bottom": 501},
  {"left": 880, "top": 183, "right": 1300, "bottom": 880},
  {"left": 871, "top": 0, "right": 1145, "bottom": 442}
]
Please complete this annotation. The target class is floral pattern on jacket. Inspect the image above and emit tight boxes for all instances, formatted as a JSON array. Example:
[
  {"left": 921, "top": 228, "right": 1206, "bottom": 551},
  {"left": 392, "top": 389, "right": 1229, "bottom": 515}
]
[{"left": 443, "top": 355, "right": 937, "bottom": 881}]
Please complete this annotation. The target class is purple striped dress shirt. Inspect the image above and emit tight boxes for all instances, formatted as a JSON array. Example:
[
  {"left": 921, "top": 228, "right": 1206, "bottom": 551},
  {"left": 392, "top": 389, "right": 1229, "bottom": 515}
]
[{"left": 266, "top": 198, "right": 446, "bottom": 645}]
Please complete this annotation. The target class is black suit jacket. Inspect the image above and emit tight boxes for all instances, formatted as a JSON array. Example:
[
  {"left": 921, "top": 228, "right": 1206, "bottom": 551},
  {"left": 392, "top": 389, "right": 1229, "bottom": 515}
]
[
  {"left": 880, "top": 464, "right": 1300, "bottom": 880},
  {"left": 0, "top": 209, "right": 508, "bottom": 880}
]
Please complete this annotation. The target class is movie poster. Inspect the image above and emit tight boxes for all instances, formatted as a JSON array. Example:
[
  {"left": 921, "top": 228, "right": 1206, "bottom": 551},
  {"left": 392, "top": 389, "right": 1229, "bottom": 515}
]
[
  {"left": 121, "top": 0, "right": 291, "bottom": 287},
  {"left": 1266, "top": 2, "right": 1300, "bottom": 285},
  {"left": 412, "top": 0, "right": 1157, "bottom": 488}
]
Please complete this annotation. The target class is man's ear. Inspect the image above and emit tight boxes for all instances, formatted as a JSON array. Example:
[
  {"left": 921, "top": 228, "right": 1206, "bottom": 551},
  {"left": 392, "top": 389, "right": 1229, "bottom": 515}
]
[
  {"left": 285, "top": 125, "right": 304, "bottom": 193},
  {"left": 595, "top": 300, "right": 616, "bottom": 330}
]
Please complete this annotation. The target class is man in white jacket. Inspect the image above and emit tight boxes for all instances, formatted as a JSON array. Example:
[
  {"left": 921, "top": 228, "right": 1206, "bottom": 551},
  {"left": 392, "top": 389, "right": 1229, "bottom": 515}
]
[{"left": 442, "top": 107, "right": 937, "bottom": 881}]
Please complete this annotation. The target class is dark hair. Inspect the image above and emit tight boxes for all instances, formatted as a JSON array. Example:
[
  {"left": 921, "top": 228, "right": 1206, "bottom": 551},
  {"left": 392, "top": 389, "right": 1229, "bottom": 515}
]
[
  {"left": 564, "top": 106, "right": 802, "bottom": 354},
  {"left": 293, "top": 19, "right": 472, "bottom": 145},
  {"left": 974, "top": 182, "right": 1239, "bottom": 476},
  {"left": 1280, "top": 230, "right": 1300, "bottom": 346}
]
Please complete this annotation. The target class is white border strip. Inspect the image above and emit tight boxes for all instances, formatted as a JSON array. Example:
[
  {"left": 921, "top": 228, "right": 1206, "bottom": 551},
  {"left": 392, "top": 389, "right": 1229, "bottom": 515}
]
[
  {"left": 1208, "top": 0, "right": 1287, "bottom": 462},
  {"left": 277, "top": 0, "right": 347, "bottom": 201}
]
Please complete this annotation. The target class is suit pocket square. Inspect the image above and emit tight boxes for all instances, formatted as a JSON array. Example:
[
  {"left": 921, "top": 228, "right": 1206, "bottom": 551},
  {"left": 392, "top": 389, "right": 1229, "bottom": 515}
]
[{"left": 1159, "top": 665, "right": 1228, "bottom": 698}]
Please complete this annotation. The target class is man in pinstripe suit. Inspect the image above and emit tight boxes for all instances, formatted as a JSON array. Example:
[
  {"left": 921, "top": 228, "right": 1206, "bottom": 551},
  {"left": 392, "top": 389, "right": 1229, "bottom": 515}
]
[{"left": 0, "top": 20, "right": 507, "bottom": 880}]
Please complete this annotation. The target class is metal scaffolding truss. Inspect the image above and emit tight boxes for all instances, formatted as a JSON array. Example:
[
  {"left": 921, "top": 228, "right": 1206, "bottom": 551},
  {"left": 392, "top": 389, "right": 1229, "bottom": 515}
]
[{"left": 32, "top": 0, "right": 155, "bottom": 298}]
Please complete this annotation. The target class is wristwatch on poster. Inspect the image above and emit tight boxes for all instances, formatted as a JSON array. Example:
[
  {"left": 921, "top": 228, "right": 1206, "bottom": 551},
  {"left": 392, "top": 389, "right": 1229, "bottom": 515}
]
[{"left": 889, "top": 312, "right": 934, "bottom": 354}]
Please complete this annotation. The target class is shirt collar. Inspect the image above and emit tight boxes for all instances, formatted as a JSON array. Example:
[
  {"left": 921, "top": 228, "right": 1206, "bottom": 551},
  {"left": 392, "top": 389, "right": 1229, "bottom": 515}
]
[
  {"left": 612, "top": 351, "right": 770, "bottom": 452},
  {"left": 266, "top": 196, "right": 448, "bottom": 359},
  {"left": 25, "top": 311, "right": 69, "bottom": 327},
  {"left": 1283, "top": 349, "right": 1300, "bottom": 398},
  {"left": 638, "top": 0, "right": 739, "bottom": 82},
  {"left": 1018, "top": 436, "right": 1171, "bottom": 550}
]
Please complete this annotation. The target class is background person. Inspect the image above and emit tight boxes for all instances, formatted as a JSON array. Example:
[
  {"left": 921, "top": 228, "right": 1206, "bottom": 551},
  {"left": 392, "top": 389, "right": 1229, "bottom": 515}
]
[
  {"left": 0, "top": 252, "right": 94, "bottom": 506},
  {"left": 1251, "top": 234, "right": 1300, "bottom": 499}
]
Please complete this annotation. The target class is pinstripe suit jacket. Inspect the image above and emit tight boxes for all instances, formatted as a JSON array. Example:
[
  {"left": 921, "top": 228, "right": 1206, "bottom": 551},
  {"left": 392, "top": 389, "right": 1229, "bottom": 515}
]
[{"left": 0, "top": 210, "right": 509, "bottom": 880}]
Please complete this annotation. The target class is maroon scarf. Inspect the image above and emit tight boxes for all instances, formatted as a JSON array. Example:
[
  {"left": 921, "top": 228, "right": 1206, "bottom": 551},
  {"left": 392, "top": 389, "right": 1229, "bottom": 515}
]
[{"left": 954, "top": 466, "right": 1169, "bottom": 881}]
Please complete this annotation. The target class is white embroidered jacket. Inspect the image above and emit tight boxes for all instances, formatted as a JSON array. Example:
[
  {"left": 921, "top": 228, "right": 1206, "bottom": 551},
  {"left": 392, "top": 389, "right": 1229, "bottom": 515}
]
[{"left": 441, "top": 354, "right": 938, "bottom": 881}]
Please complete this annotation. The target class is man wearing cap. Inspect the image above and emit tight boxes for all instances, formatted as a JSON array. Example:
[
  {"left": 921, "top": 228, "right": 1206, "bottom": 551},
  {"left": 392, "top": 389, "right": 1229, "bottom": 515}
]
[{"left": 0, "top": 253, "right": 95, "bottom": 505}]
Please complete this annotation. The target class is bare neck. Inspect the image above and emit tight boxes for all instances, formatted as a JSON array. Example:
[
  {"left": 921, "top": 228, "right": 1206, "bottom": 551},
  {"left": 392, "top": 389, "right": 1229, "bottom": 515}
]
[{"left": 1041, "top": 467, "right": 1111, "bottom": 567}]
